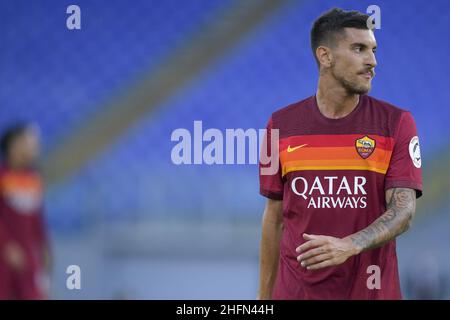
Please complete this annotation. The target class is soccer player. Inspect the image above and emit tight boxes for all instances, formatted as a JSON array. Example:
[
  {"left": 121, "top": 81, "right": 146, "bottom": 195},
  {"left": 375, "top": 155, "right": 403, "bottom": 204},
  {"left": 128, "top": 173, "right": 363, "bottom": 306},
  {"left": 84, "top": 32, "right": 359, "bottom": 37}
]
[
  {"left": 0, "top": 123, "right": 50, "bottom": 299},
  {"left": 258, "top": 8, "right": 422, "bottom": 299}
]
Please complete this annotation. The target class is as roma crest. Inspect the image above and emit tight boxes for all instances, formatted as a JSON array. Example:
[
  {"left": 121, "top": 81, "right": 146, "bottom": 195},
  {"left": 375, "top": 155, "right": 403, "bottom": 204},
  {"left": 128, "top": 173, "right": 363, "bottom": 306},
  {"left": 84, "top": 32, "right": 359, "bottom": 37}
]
[{"left": 355, "top": 136, "right": 376, "bottom": 159}]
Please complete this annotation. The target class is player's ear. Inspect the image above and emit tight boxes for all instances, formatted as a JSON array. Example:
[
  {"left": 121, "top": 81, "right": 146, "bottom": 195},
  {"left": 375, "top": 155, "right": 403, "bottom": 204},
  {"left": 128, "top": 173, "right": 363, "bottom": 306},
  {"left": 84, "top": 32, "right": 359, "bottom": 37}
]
[{"left": 316, "top": 46, "right": 333, "bottom": 69}]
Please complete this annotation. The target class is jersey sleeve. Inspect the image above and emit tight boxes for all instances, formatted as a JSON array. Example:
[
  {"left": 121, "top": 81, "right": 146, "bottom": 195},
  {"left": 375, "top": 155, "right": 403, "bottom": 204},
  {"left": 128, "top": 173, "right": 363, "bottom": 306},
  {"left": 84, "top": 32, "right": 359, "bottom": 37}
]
[
  {"left": 259, "top": 116, "right": 284, "bottom": 200},
  {"left": 385, "top": 111, "right": 423, "bottom": 198}
]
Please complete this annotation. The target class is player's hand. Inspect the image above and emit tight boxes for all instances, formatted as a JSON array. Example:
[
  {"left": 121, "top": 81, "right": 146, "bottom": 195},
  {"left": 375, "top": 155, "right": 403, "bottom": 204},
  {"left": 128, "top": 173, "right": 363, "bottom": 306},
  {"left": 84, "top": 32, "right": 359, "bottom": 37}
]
[
  {"left": 3, "top": 241, "right": 27, "bottom": 272},
  {"left": 296, "top": 233, "right": 360, "bottom": 270}
]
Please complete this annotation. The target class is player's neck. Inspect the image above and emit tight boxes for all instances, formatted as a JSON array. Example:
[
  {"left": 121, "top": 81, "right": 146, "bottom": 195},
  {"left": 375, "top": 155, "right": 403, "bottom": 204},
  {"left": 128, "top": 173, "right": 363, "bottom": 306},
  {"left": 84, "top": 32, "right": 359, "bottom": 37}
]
[{"left": 316, "top": 77, "right": 360, "bottom": 119}]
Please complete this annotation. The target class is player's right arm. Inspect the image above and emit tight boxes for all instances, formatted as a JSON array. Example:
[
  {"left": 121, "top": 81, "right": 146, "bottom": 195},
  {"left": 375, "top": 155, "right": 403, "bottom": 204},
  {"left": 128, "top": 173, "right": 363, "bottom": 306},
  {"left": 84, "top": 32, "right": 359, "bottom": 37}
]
[
  {"left": 258, "top": 198, "right": 283, "bottom": 300},
  {"left": 0, "top": 216, "right": 26, "bottom": 272}
]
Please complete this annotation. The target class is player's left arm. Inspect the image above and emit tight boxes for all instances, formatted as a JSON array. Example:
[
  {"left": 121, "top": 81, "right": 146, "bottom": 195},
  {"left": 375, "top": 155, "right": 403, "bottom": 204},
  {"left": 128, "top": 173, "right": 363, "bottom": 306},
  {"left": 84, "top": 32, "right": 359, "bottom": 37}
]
[{"left": 296, "top": 187, "right": 416, "bottom": 270}]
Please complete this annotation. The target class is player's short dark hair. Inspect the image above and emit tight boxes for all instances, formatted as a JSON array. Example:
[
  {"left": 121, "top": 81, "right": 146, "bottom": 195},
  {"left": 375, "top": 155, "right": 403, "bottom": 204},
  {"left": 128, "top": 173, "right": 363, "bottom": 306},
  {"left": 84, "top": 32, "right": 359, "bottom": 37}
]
[
  {"left": 0, "top": 122, "right": 32, "bottom": 159},
  {"left": 311, "top": 8, "right": 370, "bottom": 66}
]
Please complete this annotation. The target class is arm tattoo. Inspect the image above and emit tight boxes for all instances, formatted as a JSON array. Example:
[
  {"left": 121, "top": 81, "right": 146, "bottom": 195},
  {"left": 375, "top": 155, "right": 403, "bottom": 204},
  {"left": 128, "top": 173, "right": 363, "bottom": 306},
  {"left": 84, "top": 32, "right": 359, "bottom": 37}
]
[{"left": 350, "top": 188, "right": 416, "bottom": 252}]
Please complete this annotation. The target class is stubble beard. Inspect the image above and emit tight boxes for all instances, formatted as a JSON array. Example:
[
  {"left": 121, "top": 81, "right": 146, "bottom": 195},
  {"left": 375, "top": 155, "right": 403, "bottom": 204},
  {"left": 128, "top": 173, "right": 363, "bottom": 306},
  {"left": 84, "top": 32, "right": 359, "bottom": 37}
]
[{"left": 332, "top": 66, "right": 371, "bottom": 95}]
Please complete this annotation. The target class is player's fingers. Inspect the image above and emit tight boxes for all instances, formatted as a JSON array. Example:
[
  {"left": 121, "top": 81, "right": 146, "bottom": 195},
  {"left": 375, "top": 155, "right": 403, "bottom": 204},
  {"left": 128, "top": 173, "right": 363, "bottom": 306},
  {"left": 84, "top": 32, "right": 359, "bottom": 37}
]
[
  {"left": 306, "top": 258, "right": 336, "bottom": 270},
  {"left": 302, "top": 233, "right": 324, "bottom": 240},
  {"left": 296, "top": 239, "right": 323, "bottom": 253},
  {"left": 296, "top": 237, "right": 327, "bottom": 253},
  {"left": 300, "top": 253, "right": 331, "bottom": 267},
  {"left": 297, "top": 246, "right": 327, "bottom": 262}
]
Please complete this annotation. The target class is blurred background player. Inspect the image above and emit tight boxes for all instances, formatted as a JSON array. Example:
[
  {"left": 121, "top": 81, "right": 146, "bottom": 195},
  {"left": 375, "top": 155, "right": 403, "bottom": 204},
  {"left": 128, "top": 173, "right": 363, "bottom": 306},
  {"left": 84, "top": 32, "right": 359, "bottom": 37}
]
[{"left": 0, "top": 123, "right": 50, "bottom": 299}]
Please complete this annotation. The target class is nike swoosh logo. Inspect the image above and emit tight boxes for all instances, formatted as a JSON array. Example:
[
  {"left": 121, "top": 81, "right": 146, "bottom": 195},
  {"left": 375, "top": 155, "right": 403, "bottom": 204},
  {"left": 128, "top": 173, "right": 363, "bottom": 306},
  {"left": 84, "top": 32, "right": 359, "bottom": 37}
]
[{"left": 287, "top": 144, "right": 308, "bottom": 152}]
